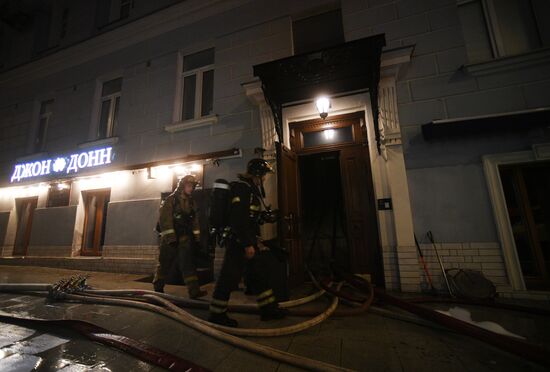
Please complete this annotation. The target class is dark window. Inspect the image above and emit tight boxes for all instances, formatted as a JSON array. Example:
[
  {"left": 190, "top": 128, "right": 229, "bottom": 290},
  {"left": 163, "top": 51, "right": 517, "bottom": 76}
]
[
  {"left": 458, "top": 0, "right": 549, "bottom": 63},
  {"left": 35, "top": 99, "right": 54, "bottom": 153},
  {"left": 47, "top": 182, "right": 71, "bottom": 208},
  {"left": 33, "top": 4, "right": 53, "bottom": 55},
  {"left": 60, "top": 8, "right": 69, "bottom": 39},
  {"left": 98, "top": 78, "right": 122, "bottom": 138},
  {"left": 292, "top": 9, "right": 344, "bottom": 54},
  {"left": 120, "top": 0, "right": 133, "bottom": 19},
  {"left": 182, "top": 48, "right": 215, "bottom": 121},
  {"left": 302, "top": 126, "right": 353, "bottom": 148}
]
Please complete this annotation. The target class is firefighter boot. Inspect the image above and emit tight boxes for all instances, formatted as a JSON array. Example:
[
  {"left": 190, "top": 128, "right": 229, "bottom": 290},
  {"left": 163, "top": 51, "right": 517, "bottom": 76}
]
[
  {"left": 208, "top": 312, "right": 239, "bottom": 327},
  {"left": 153, "top": 281, "right": 164, "bottom": 293},
  {"left": 260, "top": 302, "right": 288, "bottom": 321},
  {"left": 187, "top": 281, "right": 207, "bottom": 299}
]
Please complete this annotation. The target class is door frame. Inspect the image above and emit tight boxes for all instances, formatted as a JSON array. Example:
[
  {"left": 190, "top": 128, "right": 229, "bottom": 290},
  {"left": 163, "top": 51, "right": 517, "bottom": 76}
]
[
  {"left": 81, "top": 189, "right": 111, "bottom": 256},
  {"left": 483, "top": 143, "right": 550, "bottom": 291},
  {"left": 287, "top": 111, "right": 384, "bottom": 283},
  {"left": 13, "top": 196, "right": 38, "bottom": 256}
]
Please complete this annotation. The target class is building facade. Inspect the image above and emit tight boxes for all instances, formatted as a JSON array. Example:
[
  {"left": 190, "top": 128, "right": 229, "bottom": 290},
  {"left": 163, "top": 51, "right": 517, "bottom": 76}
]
[{"left": 1, "top": 0, "right": 549, "bottom": 299}]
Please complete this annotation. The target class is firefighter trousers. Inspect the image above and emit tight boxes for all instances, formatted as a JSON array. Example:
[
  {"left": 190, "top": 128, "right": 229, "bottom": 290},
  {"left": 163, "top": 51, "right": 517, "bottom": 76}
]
[
  {"left": 153, "top": 236, "right": 199, "bottom": 286},
  {"left": 210, "top": 240, "right": 276, "bottom": 314}
]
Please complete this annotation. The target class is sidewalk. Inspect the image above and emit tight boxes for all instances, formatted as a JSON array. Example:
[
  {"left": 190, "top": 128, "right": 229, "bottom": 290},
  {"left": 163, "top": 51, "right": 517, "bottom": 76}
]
[{"left": 0, "top": 265, "right": 548, "bottom": 371}]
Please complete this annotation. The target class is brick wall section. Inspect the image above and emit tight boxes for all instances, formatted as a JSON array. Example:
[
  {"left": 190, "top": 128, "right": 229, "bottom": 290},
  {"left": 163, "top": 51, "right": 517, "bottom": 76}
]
[
  {"left": 0, "top": 257, "right": 155, "bottom": 274},
  {"left": 397, "top": 245, "right": 422, "bottom": 292},
  {"left": 102, "top": 245, "right": 158, "bottom": 260},
  {"left": 416, "top": 242, "right": 510, "bottom": 292},
  {"left": 26, "top": 246, "right": 73, "bottom": 257},
  {"left": 382, "top": 245, "right": 400, "bottom": 290}
]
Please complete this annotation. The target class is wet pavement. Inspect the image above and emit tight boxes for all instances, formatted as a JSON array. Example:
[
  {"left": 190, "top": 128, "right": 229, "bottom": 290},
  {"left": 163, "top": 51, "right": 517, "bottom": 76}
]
[{"left": 0, "top": 265, "right": 549, "bottom": 371}]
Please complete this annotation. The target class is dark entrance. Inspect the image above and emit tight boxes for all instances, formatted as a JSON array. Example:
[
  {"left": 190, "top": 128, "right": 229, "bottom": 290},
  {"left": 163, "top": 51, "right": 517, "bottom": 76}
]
[
  {"left": 500, "top": 161, "right": 550, "bottom": 290},
  {"left": 277, "top": 111, "right": 384, "bottom": 286},
  {"left": 299, "top": 152, "right": 349, "bottom": 275},
  {"left": 81, "top": 189, "right": 110, "bottom": 256},
  {"left": 13, "top": 197, "right": 38, "bottom": 256}
]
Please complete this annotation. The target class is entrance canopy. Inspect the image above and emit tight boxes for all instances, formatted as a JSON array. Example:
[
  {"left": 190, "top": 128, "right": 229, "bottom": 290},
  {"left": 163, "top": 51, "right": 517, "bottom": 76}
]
[{"left": 253, "top": 34, "right": 386, "bottom": 151}]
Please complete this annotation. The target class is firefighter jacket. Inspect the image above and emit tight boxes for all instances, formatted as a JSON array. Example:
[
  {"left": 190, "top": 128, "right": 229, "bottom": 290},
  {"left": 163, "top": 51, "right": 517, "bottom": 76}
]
[
  {"left": 158, "top": 191, "right": 200, "bottom": 244},
  {"left": 229, "top": 178, "right": 262, "bottom": 249}
]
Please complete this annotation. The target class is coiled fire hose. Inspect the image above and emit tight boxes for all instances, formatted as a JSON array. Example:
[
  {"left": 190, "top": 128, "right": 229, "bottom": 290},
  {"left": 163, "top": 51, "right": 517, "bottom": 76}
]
[
  {"left": 2, "top": 273, "right": 550, "bottom": 369},
  {"left": 0, "top": 279, "right": 358, "bottom": 372}
]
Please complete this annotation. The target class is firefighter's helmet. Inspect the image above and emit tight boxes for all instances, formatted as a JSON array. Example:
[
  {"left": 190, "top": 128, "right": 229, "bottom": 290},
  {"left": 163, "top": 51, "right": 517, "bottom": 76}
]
[
  {"left": 247, "top": 159, "right": 273, "bottom": 177},
  {"left": 177, "top": 175, "right": 198, "bottom": 191}
]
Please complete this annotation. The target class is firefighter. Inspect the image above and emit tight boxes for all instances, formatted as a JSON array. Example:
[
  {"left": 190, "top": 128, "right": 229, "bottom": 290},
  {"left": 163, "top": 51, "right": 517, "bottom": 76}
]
[
  {"left": 153, "top": 175, "right": 207, "bottom": 299},
  {"left": 208, "top": 158, "right": 287, "bottom": 327}
]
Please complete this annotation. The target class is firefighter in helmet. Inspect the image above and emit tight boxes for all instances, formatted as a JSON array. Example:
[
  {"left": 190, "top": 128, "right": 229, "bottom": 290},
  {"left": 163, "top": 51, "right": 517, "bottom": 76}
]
[
  {"left": 208, "top": 158, "right": 287, "bottom": 327},
  {"left": 153, "top": 175, "right": 207, "bottom": 299}
]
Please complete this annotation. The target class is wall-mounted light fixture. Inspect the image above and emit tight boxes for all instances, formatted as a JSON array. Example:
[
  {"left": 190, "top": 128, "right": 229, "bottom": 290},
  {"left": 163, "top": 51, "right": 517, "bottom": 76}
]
[{"left": 316, "top": 96, "right": 331, "bottom": 120}]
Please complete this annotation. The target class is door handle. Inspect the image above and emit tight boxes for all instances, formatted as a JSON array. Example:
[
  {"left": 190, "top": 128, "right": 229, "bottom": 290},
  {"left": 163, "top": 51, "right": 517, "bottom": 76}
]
[{"left": 284, "top": 213, "right": 294, "bottom": 232}]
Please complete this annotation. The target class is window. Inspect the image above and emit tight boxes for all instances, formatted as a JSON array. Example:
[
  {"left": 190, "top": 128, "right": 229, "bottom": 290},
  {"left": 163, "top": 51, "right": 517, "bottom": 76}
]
[
  {"left": 458, "top": 0, "right": 549, "bottom": 63},
  {"left": 60, "top": 8, "right": 69, "bottom": 39},
  {"left": 47, "top": 182, "right": 71, "bottom": 208},
  {"left": 292, "top": 9, "right": 344, "bottom": 55},
  {"left": 82, "top": 190, "right": 110, "bottom": 256},
  {"left": 98, "top": 77, "right": 122, "bottom": 139},
  {"left": 302, "top": 126, "right": 353, "bottom": 149},
  {"left": 35, "top": 99, "right": 54, "bottom": 153},
  {"left": 120, "top": 0, "right": 132, "bottom": 19},
  {"left": 181, "top": 48, "right": 215, "bottom": 121},
  {"left": 96, "top": 0, "right": 132, "bottom": 28}
]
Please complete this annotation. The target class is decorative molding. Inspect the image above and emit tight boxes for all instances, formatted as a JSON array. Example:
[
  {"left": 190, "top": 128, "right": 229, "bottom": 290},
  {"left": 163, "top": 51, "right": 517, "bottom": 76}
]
[
  {"left": 164, "top": 115, "right": 218, "bottom": 133},
  {"left": 378, "top": 78, "right": 402, "bottom": 160},
  {"left": 78, "top": 136, "right": 119, "bottom": 149},
  {"left": 243, "top": 79, "right": 277, "bottom": 156},
  {"left": 380, "top": 45, "right": 414, "bottom": 79},
  {"left": 481, "top": 148, "right": 550, "bottom": 291},
  {"left": 464, "top": 47, "right": 550, "bottom": 76},
  {"left": 242, "top": 79, "right": 266, "bottom": 106}
]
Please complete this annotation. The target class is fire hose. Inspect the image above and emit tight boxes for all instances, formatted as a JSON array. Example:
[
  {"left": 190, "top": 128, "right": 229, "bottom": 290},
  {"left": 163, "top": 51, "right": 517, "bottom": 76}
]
[
  {"left": 0, "top": 278, "right": 359, "bottom": 372},
  {"left": 1, "top": 273, "right": 550, "bottom": 370}
]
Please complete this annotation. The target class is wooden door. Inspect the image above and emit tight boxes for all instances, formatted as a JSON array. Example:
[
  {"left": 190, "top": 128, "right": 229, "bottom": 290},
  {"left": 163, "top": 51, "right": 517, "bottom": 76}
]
[
  {"left": 13, "top": 197, "right": 38, "bottom": 256},
  {"left": 277, "top": 142, "right": 304, "bottom": 285},
  {"left": 500, "top": 162, "right": 550, "bottom": 289},
  {"left": 82, "top": 190, "right": 110, "bottom": 256},
  {"left": 339, "top": 146, "right": 384, "bottom": 285}
]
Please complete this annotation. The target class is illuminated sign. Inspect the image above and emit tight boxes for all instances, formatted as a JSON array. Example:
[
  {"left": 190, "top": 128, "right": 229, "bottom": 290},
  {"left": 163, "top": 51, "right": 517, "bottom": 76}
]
[{"left": 10, "top": 147, "right": 113, "bottom": 183}]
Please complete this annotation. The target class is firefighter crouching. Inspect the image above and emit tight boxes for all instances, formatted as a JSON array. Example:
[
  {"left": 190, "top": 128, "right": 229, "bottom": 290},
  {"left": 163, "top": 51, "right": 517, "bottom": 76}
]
[
  {"left": 208, "top": 159, "right": 287, "bottom": 327},
  {"left": 153, "top": 175, "right": 207, "bottom": 299}
]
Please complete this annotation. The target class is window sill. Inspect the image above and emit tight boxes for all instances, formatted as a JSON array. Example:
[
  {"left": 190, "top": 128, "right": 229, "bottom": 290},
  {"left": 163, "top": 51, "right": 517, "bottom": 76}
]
[
  {"left": 78, "top": 136, "right": 119, "bottom": 149},
  {"left": 464, "top": 47, "right": 550, "bottom": 76},
  {"left": 164, "top": 115, "right": 218, "bottom": 133}
]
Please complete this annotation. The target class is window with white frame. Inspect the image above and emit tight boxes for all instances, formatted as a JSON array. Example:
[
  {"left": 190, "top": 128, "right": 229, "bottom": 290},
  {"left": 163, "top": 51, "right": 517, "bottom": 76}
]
[
  {"left": 181, "top": 48, "right": 215, "bottom": 121},
  {"left": 35, "top": 99, "right": 54, "bottom": 153},
  {"left": 458, "top": 0, "right": 550, "bottom": 63},
  {"left": 98, "top": 77, "right": 122, "bottom": 139}
]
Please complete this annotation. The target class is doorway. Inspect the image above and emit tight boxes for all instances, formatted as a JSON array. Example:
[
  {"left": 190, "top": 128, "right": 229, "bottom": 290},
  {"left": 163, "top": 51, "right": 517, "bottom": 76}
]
[
  {"left": 278, "top": 111, "right": 384, "bottom": 286},
  {"left": 299, "top": 151, "right": 349, "bottom": 275},
  {"left": 500, "top": 161, "right": 550, "bottom": 290},
  {"left": 81, "top": 189, "right": 110, "bottom": 256},
  {"left": 13, "top": 197, "right": 38, "bottom": 256}
]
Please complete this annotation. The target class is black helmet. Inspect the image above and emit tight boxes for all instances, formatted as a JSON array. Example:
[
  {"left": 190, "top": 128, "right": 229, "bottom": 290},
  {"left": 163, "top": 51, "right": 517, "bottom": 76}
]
[
  {"left": 247, "top": 158, "right": 273, "bottom": 177},
  {"left": 176, "top": 175, "right": 198, "bottom": 191}
]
